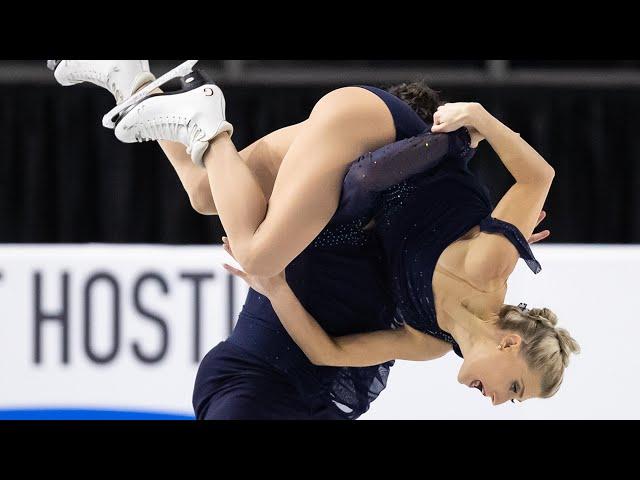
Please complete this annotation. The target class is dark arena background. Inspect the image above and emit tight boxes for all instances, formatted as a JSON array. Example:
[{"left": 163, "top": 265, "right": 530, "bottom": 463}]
[{"left": 0, "top": 60, "right": 637, "bottom": 419}]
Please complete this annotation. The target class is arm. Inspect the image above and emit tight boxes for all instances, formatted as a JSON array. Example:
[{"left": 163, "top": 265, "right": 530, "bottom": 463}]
[
  {"left": 432, "top": 103, "right": 555, "bottom": 281},
  {"left": 221, "top": 239, "right": 452, "bottom": 367},
  {"left": 433, "top": 102, "right": 555, "bottom": 183},
  {"left": 332, "top": 127, "right": 475, "bottom": 224},
  {"left": 158, "top": 123, "right": 305, "bottom": 216},
  {"left": 268, "top": 281, "right": 452, "bottom": 367}
]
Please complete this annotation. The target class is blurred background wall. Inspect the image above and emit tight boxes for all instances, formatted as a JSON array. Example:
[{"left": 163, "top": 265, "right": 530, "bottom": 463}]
[{"left": 2, "top": 59, "right": 639, "bottom": 244}]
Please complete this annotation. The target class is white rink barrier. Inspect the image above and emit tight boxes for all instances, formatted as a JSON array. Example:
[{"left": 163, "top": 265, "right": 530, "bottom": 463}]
[{"left": 0, "top": 243, "right": 634, "bottom": 419}]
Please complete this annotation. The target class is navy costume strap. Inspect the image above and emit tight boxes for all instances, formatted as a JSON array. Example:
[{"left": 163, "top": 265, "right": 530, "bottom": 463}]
[{"left": 479, "top": 215, "right": 542, "bottom": 274}]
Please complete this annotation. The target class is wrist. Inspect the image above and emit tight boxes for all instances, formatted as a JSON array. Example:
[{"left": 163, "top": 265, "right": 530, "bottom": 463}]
[
  {"left": 267, "top": 280, "right": 291, "bottom": 303},
  {"left": 467, "top": 103, "right": 493, "bottom": 136},
  {"left": 465, "top": 102, "right": 484, "bottom": 125}
]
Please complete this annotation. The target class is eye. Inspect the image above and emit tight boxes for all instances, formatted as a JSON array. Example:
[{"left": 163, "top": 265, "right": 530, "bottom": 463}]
[{"left": 510, "top": 382, "right": 519, "bottom": 403}]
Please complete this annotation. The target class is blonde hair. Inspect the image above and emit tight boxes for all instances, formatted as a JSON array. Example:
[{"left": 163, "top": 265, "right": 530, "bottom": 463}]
[{"left": 496, "top": 304, "right": 580, "bottom": 398}]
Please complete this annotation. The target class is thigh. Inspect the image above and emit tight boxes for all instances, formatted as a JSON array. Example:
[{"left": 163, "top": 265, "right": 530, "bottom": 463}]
[
  {"left": 237, "top": 122, "right": 305, "bottom": 201},
  {"left": 202, "top": 380, "right": 309, "bottom": 420},
  {"left": 239, "top": 87, "right": 396, "bottom": 275},
  {"left": 193, "top": 341, "right": 310, "bottom": 420}
]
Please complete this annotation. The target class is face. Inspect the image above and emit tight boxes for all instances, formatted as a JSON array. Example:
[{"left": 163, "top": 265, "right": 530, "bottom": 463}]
[{"left": 457, "top": 334, "right": 543, "bottom": 406}]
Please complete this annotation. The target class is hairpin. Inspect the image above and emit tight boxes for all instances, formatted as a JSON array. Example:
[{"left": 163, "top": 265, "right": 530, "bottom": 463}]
[{"left": 517, "top": 302, "right": 528, "bottom": 311}]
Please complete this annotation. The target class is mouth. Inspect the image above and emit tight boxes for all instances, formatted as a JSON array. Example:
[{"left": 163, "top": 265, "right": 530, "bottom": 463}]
[{"left": 469, "top": 379, "right": 485, "bottom": 396}]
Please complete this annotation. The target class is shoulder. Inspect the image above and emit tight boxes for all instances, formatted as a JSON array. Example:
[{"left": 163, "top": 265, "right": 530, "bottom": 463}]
[
  {"left": 461, "top": 235, "right": 512, "bottom": 291},
  {"left": 463, "top": 230, "right": 518, "bottom": 287}
]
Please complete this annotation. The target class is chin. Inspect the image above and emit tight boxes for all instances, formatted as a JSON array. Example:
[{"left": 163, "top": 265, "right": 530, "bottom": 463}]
[{"left": 456, "top": 367, "right": 468, "bottom": 385}]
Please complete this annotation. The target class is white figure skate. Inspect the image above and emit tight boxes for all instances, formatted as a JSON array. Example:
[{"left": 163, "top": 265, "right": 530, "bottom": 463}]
[
  {"left": 47, "top": 60, "right": 156, "bottom": 105},
  {"left": 113, "top": 68, "right": 234, "bottom": 167},
  {"left": 101, "top": 60, "right": 199, "bottom": 129}
]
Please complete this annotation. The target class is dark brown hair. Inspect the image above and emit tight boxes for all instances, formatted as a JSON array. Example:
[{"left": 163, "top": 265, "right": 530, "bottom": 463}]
[{"left": 386, "top": 80, "right": 444, "bottom": 123}]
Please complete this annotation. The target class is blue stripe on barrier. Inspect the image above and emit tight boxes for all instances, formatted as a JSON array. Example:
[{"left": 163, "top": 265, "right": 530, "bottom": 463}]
[{"left": 0, "top": 408, "right": 195, "bottom": 420}]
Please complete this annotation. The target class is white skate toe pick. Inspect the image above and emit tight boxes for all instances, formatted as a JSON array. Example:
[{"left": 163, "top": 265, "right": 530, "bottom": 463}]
[
  {"left": 47, "top": 60, "right": 156, "bottom": 105},
  {"left": 114, "top": 68, "right": 234, "bottom": 167}
]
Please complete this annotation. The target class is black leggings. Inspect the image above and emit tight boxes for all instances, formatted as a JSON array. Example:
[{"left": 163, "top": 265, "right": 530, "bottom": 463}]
[{"left": 193, "top": 341, "right": 345, "bottom": 420}]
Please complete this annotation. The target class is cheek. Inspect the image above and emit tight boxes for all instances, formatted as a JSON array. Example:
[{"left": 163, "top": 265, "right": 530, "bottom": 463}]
[
  {"left": 459, "top": 356, "right": 493, "bottom": 383},
  {"left": 476, "top": 356, "right": 512, "bottom": 388}
]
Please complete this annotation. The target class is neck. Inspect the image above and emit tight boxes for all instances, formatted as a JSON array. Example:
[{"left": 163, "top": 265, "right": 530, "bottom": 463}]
[{"left": 446, "top": 307, "right": 502, "bottom": 358}]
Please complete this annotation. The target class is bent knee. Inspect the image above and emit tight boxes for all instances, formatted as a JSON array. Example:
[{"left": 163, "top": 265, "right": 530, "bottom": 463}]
[
  {"left": 189, "top": 191, "right": 217, "bottom": 215},
  {"left": 237, "top": 241, "right": 285, "bottom": 277}
]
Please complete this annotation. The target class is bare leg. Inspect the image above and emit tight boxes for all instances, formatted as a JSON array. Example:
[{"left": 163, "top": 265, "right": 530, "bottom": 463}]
[
  {"left": 156, "top": 124, "right": 300, "bottom": 215},
  {"left": 202, "top": 87, "right": 395, "bottom": 276},
  {"left": 144, "top": 86, "right": 302, "bottom": 215},
  {"left": 157, "top": 140, "right": 217, "bottom": 213}
]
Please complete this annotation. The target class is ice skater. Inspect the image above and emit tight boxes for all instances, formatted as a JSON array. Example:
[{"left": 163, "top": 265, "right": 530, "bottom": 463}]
[{"left": 48, "top": 60, "right": 579, "bottom": 418}]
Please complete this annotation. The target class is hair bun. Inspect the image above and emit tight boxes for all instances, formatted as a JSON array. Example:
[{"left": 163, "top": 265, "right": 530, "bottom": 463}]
[
  {"left": 555, "top": 327, "right": 581, "bottom": 367},
  {"left": 529, "top": 307, "right": 558, "bottom": 328},
  {"left": 528, "top": 308, "right": 580, "bottom": 367},
  {"left": 386, "top": 81, "right": 443, "bottom": 122}
]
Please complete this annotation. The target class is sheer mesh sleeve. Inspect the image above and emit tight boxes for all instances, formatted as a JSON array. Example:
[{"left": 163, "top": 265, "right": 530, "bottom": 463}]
[{"left": 331, "top": 127, "right": 475, "bottom": 225}]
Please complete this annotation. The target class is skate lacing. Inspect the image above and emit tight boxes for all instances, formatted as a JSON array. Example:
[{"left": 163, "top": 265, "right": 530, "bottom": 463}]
[
  {"left": 67, "top": 66, "right": 124, "bottom": 104},
  {"left": 133, "top": 116, "right": 205, "bottom": 154}
]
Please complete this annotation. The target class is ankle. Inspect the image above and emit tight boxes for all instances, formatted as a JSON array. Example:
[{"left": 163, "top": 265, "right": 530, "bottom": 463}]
[
  {"left": 133, "top": 81, "right": 161, "bottom": 95},
  {"left": 211, "top": 131, "right": 231, "bottom": 144},
  {"left": 129, "top": 72, "right": 157, "bottom": 97}
]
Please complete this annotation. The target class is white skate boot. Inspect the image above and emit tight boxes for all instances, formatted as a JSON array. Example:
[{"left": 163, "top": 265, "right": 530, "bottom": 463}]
[
  {"left": 101, "top": 60, "right": 199, "bottom": 129},
  {"left": 47, "top": 60, "right": 156, "bottom": 105},
  {"left": 113, "top": 68, "right": 234, "bottom": 167}
]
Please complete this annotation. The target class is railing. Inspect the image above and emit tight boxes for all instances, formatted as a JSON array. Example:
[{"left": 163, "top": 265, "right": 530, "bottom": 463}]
[{"left": 1, "top": 60, "right": 640, "bottom": 88}]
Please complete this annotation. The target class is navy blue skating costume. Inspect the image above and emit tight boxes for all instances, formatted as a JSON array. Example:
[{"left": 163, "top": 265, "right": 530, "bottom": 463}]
[{"left": 192, "top": 86, "right": 541, "bottom": 419}]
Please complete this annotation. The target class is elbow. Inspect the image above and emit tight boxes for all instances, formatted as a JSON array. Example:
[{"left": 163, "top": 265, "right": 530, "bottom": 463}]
[
  {"left": 309, "top": 352, "right": 340, "bottom": 366},
  {"left": 521, "top": 165, "right": 555, "bottom": 185},
  {"left": 536, "top": 167, "right": 555, "bottom": 186},
  {"left": 308, "top": 353, "right": 328, "bottom": 366},
  {"left": 536, "top": 156, "right": 555, "bottom": 181},
  {"left": 308, "top": 345, "right": 341, "bottom": 366}
]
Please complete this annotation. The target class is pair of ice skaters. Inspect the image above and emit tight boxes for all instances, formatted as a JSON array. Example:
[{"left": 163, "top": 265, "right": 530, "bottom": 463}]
[{"left": 48, "top": 60, "right": 578, "bottom": 419}]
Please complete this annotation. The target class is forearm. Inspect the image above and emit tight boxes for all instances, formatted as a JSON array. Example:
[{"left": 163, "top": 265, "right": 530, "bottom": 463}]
[
  {"left": 472, "top": 105, "right": 555, "bottom": 184},
  {"left": 268, "top": 283, "right": 343, "bottom": 366},
  {"left": 268, "top": 283, "right": 452, "bottom": 367}
]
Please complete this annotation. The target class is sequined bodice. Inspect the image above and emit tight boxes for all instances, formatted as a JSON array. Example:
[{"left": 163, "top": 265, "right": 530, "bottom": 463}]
[
  {"left": 228, "top": 84, "right": 541, "bottom": 420},
  {"left": 374, "top": 167, "right": 542, "bottom": 357}
]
